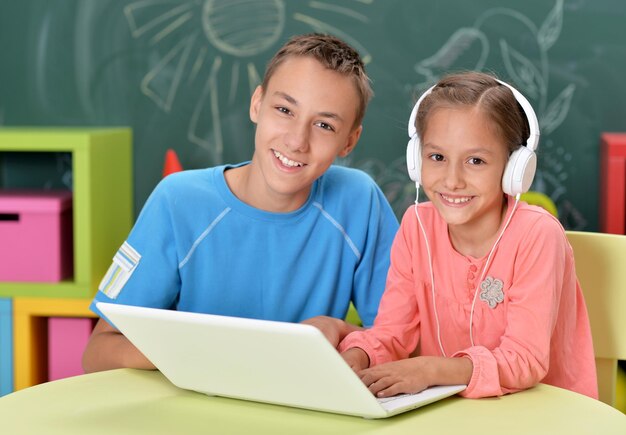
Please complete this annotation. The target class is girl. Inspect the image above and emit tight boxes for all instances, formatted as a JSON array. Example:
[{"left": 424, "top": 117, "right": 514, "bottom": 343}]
[{"left": 339, "top": 71, "right": 598, "bottom": 399}]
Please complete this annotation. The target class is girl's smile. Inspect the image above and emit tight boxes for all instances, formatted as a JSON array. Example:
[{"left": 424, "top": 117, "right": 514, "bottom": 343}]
[{"left": 438, "top": 193, "right": 474, "bottom": 206}]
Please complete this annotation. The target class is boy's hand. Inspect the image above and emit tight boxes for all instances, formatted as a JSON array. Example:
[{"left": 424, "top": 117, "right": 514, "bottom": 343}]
[
  {"left": 301, "top": 315, "right": 356, "bottom": 348},
  {"left": 82, "top": 318, "right": 157, "bottom": 373},
  {"left": 341, "top": 347, "right": 370, "bottom": 372}
]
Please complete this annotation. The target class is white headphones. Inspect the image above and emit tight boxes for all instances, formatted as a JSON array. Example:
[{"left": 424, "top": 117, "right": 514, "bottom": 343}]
[{"left": 406, "top": 78, "right": 540, "bottom": 196}]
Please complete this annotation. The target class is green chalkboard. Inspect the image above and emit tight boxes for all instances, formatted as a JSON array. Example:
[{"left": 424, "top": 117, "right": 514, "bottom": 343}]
[{"left": 1, "top": 0, "right": 626, "bottom": 230}]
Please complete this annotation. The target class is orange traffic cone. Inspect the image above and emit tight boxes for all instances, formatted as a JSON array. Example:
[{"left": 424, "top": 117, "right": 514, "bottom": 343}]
[{"left": 162, "top": 149, "right": 183, "bottom": 178}]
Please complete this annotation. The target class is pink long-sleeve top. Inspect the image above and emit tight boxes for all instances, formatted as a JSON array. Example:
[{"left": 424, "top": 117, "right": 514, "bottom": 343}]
[{"left": 339, "top": 199, "right": 598, "bottom": 399}]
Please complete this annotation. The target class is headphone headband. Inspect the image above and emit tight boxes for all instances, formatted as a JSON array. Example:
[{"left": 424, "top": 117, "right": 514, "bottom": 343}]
[{"left": 408, "top": 79, "right": 540, "bottom": 151}]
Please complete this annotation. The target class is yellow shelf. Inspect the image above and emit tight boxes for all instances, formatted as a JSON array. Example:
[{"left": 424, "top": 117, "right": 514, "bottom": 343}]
[{"left": 13, "top": 297, "right": 96, "bottom": 390}]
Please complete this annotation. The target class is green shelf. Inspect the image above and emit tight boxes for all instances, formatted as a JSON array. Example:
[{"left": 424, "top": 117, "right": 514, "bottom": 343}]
[{"left": 0, "top": 128, "right": 133, "bottom": 298}]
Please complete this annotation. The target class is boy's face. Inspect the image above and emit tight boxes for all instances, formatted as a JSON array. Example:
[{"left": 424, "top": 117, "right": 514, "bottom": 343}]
[
  {"left": 420, "top": 107, "right": 509, "bottom": 239},
  {"left": 248, "top": 56, "right": 362, "bottom": 211}
]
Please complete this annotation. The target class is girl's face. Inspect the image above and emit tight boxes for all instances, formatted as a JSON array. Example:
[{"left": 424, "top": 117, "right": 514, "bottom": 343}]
[{"left": 420, "top": 106, "right": 510, "bottom": 241}]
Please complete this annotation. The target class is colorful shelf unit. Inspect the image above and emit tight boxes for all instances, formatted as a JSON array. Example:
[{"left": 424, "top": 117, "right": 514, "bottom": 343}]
[
  {"left": 13, "top": 297, "right": 96, "bottom": 390},
  {"left": 0, "top": 298, "right": 12, "bottom": 396},
  {"left": 0, "top": 128, "right": 133, "bottom": 297},
  {"left": 600, "top": 133, "right": 626, "bottom": 235}
]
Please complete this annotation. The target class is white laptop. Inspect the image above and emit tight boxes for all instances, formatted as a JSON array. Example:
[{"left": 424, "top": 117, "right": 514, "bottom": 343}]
[{"left": 97, "top": 302, "right": 466, "bottom": 419}]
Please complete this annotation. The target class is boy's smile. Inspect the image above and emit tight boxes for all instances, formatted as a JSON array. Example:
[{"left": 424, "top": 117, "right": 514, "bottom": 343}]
[
  {"left": 272, "top": 149, "right": 305, "bottom": 169},
  {"left": 227, "top": 56, "right": 362, "bottom": 213}
]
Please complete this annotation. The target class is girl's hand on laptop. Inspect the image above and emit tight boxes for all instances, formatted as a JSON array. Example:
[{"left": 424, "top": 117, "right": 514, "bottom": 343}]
[
  {"left": 358, "top": 356, "right": 472, "bottom": 398},
  {"left": 301, "top": 316, "right": 358, "bottom": 348},
  {"left": 359, "top": 358, "right": 430, "bottom": 397}
]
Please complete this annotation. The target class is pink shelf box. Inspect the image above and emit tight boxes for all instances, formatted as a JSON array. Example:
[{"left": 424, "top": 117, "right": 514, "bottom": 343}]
[
  {"left": 47, "top": 317, "right": 94, "bottom": 381},
  {"left": 0, "top": 190, "right": 73, "bottom": 282}
]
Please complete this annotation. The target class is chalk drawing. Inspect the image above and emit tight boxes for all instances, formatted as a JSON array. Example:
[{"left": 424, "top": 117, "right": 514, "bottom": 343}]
[
  {"left": 353, "top": 1, "right": 584, "bottom": 227},
  {"left": 124, "top": 0, "right": 372, "bottom": 163}
]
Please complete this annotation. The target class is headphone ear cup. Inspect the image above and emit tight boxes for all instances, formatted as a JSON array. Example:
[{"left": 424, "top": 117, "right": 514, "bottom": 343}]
[
  {"left": 406, "top": 135, "right": 422, "bottom": 184},
  {"left": 502, "top": 146, "right": 537, "bottom": 196}
]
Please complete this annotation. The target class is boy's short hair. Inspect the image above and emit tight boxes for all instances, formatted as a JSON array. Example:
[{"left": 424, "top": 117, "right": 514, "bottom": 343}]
[{"left": 261, "top": 33, "right": 373, "bottom": 129}]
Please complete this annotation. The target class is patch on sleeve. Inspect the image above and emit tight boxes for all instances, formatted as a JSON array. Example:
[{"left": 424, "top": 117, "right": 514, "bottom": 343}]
[{"left": 98, "top": 241, "right": 142, "bottom": 299}]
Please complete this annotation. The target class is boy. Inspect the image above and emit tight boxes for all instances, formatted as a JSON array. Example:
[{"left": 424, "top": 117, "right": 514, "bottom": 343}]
[{"left": 83, "top": 33, "right": 399, "bottom": 372}]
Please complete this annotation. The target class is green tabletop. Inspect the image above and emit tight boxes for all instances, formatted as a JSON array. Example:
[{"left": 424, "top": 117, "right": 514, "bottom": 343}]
[{"left": 1, "top": 368, "right": 624, "bottom": 434}]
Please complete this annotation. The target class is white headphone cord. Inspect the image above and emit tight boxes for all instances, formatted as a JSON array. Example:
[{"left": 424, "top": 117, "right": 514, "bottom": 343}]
[
  {"left": 415, "top": 194, "right": 520, "bottom": 357},
  {"left": 468, "top": 195, "right": 520, "bottom": 347},
  {"left": 413, "top": 200, "right": 447, "bottom": 357}
]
